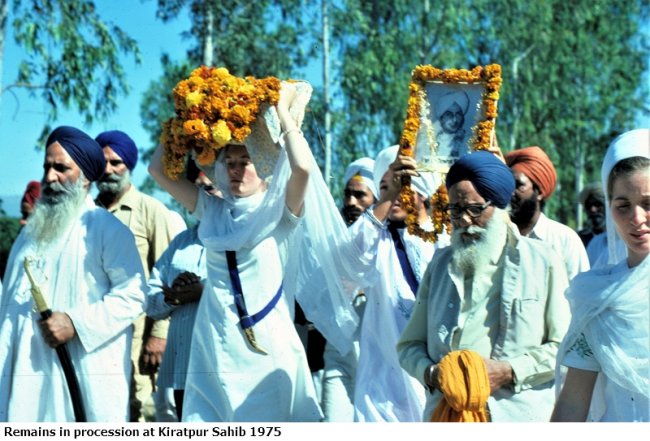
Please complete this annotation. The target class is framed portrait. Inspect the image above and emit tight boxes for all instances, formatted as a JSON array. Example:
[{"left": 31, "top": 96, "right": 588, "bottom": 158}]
[{"left": 398, "top": 64, "right": 502, "bottom": 243}]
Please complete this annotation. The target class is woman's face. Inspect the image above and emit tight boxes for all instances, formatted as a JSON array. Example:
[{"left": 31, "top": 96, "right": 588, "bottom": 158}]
[
  {"left": 610, "top": 168, "right": 650, "bottom": 267},
  {"left": 224, "top": 144, "right": 264, "bottom": 197}
]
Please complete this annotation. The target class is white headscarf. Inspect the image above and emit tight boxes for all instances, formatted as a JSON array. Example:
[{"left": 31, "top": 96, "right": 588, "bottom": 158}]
[
  {"left": 373, "top": 145, "right": 437, "bottom": 198},
  {"left": 343, "top": 157, "right": 378, "bottom": 199},
  {"left": 599, "top": 128, "right": 650, "bottom": 266},
  {"left": 555, "top": 128, "right": 650, "bottom": 421}
]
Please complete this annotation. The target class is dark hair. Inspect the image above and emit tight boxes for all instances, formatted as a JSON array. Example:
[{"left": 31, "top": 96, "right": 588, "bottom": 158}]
[
  {"left": 186, "top": 158, "right": 201, "bottom": 183},
  {"left": 607, "top": 156, "right": 650, "bottom": 201}
]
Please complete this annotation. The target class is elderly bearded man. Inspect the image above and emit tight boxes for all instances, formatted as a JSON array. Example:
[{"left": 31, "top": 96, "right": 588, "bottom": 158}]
[
  {"left": 0, "top": 126, "right": 146, "bottom": 421},
  {"left": 398, "top": 151, "right": 571, "bottom": 422},
  {"left": 94, "top": 130, "right": 183, "bottom": 422}
]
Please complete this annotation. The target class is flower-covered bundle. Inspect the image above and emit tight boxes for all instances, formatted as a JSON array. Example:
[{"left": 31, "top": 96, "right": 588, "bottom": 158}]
[{"left": 160, "top": 66, "right": 281, "bottom": 180}]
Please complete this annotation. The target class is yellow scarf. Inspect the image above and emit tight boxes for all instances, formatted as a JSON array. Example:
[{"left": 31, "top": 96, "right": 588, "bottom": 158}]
[{"left": 430, "top": 350, "right": 490, "bottom": 422}]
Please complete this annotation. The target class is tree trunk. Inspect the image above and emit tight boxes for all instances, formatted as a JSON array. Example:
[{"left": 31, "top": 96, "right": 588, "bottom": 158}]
[
  {"left": 202, "top": 2, "right": 214, "bottom": 66},
  {"left": 322, "top": 0, "right": 331, "bottom": 188}
]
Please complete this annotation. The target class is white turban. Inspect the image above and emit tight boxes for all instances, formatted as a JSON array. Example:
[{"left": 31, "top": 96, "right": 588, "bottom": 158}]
[
  {"left": 373, "top": 145, "right": 437, "bottom": 198},
  {"left": 343, "top": 157, "right": 378, "bottom": 199},
  {"left": 435, "top": 90, "right": 470, "bottom": 119}
]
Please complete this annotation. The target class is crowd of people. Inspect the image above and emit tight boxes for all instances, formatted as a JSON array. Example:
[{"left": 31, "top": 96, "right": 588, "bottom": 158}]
[{"left": 0, "top": 78, "right": 648, "bottom": 423}]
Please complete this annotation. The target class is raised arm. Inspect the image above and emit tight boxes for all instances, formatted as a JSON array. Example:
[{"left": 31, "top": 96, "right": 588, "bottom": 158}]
[
  {"left": 277, "top": 82, "right": 311, "bottom": 216},
  {"left": 372, "top": 154, "right": 419, "bottom": 223},
  {"left": 148, "top": 144, "right": 199, "bottom": 213}
]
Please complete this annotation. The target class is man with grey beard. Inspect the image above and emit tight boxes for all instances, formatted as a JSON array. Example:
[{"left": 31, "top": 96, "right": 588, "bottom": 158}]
[
  {"left": 0, "top": 126, "right": 145, "bottom": 421},
  {"left": 398, "top": 151, "right": 571, "bottom": 422},
  {"left": 94, "top": 130, "right": 183, "bottom": 422}
]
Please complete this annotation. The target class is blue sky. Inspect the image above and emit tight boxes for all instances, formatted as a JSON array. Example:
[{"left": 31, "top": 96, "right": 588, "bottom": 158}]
[{"left": 0, "top": 1, "right": 193, "bottom": 214}]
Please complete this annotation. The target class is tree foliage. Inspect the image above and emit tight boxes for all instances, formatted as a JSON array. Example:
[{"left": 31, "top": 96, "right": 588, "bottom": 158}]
[
  {"left": 140, "top": 0, "right": 649, "bottom": 224},
  {"left": 328, "top": 0, "right": 649, "bottom": 223},
  {"left": 1, "top": 0, "right": 141, "bottom": 142}
]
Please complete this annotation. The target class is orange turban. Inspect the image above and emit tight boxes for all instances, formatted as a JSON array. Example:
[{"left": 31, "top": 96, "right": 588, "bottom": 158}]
[
  {"left": 505, "top": 146, "right": 557, "bottom": 199},
  {"left": 430, "top": 350, "right": 490, "bottom": 422}
]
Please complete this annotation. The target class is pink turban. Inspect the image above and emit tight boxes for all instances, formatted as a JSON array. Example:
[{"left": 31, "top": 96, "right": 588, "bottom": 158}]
[{"left": 505, "top": 146, "right": 557, "bottom": 199}]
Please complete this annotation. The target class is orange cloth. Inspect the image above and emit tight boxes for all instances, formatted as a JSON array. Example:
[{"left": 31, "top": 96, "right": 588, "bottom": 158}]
[
  {"left": 430, "top": 350, "right": 490, "bottom": 422},
  {"left": 505, "top": 146, "right": 557, "bottom": 198}
]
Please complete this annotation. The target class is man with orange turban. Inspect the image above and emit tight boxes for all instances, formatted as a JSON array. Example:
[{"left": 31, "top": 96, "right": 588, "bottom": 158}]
[{"left": 505, "top": 146, "right": 589, "bottom": 280}]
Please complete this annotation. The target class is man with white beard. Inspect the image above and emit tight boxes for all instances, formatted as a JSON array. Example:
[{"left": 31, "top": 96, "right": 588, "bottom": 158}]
[
  {"left": 398, "top": 151, "right": 571, "bottom": 422},
  {"left": 94, "top": 130, "right": 182, "bottom": 422},
  {"left": 0, "top": 126, "right": 145, "bottom": 421}
]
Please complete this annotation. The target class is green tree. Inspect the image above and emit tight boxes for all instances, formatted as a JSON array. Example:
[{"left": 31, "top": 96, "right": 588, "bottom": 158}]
[
  {"left": 0, "top": 0, "right": 141, "bottom": 142},
  {"left": 138, "top": 0, "right": 314, "bottom": 197},
  {"left": 0, "top": 216, "right": 20, "bottom": 278},
  {"left": 330, "top": 0, "right": 649, "bottom": 224}
]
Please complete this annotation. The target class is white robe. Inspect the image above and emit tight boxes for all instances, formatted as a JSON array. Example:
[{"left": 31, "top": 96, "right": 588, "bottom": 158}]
[
  {"left": 0, "top": 197, "right": 146, "bottom": 422},
  {"left": 182, "top": 194, "right": 321, "bottom": 422},
  {"left": 351, "top": 212, "right": 448, "bottom": 422}
]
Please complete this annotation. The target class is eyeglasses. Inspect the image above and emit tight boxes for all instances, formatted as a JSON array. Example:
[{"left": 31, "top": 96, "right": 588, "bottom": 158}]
[{"left": 448, "top": 201, "right": 492, "bottom": 220}]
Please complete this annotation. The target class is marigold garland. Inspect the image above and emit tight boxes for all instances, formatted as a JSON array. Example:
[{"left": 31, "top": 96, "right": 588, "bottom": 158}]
[
  {"left": 160, "top": 66, "right": 281, "bottom": 180},
  {"left": 398, "top": 64, "right": 502, "bottom": 242}
]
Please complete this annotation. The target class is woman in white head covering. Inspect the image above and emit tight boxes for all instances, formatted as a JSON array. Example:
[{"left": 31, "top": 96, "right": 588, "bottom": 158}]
[
  {"left": 551, "top": 128, "right": 649, "bottom": 422},
  {"left": 149, "top": 81, "right": 364, "bottom": 422}
]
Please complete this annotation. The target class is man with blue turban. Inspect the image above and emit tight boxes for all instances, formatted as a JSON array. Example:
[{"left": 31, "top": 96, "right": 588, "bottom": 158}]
[
  {"left": 398, "top": 150, "right": 571, "bottom": 422},
  {"left": 95, "top": 129, "right": 184, "bottom": 422},
  {"left": 0, "top": 126, "right": 146, "bottom": 421}
]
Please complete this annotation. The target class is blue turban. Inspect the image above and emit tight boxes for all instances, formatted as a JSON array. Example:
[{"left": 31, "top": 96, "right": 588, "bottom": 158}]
[
  {"left": 46, "top": 126, "right": 106, "bottom": 182},
  {"left": 445, "top": 151, "right": 515, "bottom": 209},
  {"left": 95, "top": 130, "right": 138, "bottom": 171}
]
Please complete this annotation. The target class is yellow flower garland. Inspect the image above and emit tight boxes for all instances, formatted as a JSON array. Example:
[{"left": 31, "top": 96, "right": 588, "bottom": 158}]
[
  {"left": 160, "top": 66, "right": 281, "bottom": 180},
  {"left": 399, "top": 64, "right": 502, "bottom": 243}
]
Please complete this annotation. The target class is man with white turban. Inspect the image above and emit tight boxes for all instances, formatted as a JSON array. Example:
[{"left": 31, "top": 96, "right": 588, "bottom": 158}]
[
  {"left": 505, "top": 146, "right": 589, "bottom": 280},
  {"left": 351, "top": 145, "right": 449, "bottom": 422},
  {"left": 0, "top": 126, "right": 146, "bottom": 421},
  {"left": 398, "top": 151, "right": 571, "bottom": 422},
  {"left": 341, "top": 157, "right": 378, "bottom": 225}
]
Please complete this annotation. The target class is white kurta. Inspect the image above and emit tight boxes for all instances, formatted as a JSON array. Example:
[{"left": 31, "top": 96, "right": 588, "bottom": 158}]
[
  {"left": 0, "top": 197, "right": 146, "bottom": 422},
  {"left": 350, "top": 212, "right": 447, "bottom": 422},
  {"left": 529, "top": 213, "right": 590, "bottom": 280},
  {"left": 182, "top": 195, "right": 321, "bottom": 422},
  {"left": 559, "top": 258, "right": 650, "bottom": 422}
]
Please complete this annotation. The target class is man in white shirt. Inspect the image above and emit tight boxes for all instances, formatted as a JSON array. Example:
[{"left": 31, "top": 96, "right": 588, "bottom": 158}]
[{"left": 505, "top": 146, "right": 589, "bottom": 279}]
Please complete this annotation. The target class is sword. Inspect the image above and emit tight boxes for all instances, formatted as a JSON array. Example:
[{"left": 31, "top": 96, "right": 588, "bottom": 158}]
[{"left": 23, "top": 257, "right": 87, "bottom": 422}]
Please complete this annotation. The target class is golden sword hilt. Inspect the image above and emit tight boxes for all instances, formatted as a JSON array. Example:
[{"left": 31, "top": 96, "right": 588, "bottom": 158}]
[
  {"left": 23, "top": 257, "right": 50, "bottom": 314},
  {"left": 244, "top": 327, "right": 268, "bottom": 355}
]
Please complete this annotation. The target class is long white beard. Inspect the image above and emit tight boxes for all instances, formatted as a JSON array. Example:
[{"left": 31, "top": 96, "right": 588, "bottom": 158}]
[
  {"left": 26, "top": 178, "right": 88, "bottom": 246},
  {"left": 451, "top": 208, "right": 509, "bottom": 276}
]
